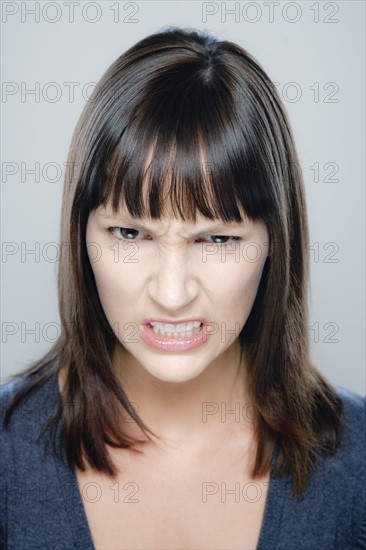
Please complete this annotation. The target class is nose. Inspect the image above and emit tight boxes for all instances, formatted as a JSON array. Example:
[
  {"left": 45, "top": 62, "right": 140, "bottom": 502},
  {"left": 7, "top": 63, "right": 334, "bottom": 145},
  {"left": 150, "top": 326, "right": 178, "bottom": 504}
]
[{"left": 147, "top": 245, "right": 198, "bottom": 312}]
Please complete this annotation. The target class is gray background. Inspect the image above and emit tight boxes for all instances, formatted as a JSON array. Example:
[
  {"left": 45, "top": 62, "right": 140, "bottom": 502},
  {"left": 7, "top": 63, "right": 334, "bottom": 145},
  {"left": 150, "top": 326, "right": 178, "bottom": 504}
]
[{"left": 1, "top": 1, "right": 365, "bottom": 394}]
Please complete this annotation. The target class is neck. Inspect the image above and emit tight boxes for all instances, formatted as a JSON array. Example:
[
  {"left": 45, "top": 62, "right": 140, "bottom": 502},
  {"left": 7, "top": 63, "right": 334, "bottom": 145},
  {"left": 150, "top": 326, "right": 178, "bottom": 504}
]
[{"left": 111, "top": 341, "right": 255, "bottom": 451}]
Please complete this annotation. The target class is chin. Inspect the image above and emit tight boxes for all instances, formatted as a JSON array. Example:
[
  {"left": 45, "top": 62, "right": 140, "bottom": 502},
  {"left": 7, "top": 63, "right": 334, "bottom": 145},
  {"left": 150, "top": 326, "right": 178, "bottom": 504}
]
[{"left": 144, "top": 361, "right": 205, "bottom": 384}]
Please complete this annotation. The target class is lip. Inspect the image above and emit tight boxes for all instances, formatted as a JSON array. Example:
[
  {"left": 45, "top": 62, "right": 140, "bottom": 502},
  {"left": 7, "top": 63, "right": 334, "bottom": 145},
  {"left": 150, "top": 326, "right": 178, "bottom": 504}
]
[
  {"left": 140, "top": 321, "right": 211, "bottom": 352},
  {"left": 142, "top": 317, "right": 208, "bottom": 326}
]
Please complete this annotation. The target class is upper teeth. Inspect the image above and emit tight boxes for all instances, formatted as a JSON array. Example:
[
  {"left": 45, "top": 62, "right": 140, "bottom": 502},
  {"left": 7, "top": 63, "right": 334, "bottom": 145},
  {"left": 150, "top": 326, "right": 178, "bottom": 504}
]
[{"left": 150, "top": 321, "right": 201, "bottom": 332}]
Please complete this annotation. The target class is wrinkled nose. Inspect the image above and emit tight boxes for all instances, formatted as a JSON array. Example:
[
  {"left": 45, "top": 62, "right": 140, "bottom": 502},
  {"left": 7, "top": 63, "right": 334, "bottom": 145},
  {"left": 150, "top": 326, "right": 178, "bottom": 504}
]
[{"left": 147, "top": 247, "right": 199, "bottom": 312}]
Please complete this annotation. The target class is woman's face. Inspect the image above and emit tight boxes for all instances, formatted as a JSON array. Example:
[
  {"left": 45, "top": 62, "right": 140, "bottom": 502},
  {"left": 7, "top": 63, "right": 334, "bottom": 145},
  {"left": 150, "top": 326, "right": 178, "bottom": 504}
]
[{"left": 85, "top": 200, "right": 269, "bottom": 383}]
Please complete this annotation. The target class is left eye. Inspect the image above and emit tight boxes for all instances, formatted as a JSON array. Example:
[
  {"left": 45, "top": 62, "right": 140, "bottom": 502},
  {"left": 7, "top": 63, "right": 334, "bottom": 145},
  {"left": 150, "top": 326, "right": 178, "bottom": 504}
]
[{"left": 196, "top": 235, "right": 242, "bottom": 245}]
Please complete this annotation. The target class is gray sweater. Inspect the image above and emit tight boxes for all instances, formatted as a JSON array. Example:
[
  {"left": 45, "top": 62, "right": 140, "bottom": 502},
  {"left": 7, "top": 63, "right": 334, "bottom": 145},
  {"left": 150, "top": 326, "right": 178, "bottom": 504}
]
[{"left": 1, "top": 372, "right": 365, "bottom": 549}]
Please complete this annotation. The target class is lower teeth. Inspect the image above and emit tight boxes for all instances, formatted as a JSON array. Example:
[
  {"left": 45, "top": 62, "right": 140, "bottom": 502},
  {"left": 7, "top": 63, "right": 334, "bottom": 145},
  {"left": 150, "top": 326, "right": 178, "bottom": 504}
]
[{"left": 150, "top": 325, "right": 202, "bottom": 337}]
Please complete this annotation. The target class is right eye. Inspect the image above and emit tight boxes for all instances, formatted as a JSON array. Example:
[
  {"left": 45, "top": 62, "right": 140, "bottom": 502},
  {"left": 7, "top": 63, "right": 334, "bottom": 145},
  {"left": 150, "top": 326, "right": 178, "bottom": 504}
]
[{"left": 108, "top": 227, "right": 150, "bottom": 241}]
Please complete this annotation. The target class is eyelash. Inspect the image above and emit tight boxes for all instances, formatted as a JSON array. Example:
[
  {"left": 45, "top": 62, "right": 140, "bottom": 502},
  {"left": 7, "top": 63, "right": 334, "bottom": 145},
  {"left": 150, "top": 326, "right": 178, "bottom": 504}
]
[{"left": 107, "top": 227, "right": 242, "bottom": 245}]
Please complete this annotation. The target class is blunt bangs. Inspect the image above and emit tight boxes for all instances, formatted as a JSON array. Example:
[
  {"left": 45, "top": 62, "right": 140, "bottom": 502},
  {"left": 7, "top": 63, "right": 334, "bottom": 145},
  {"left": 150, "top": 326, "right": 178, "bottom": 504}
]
[{"left": 77, "top": 28, "right": 285, "bottom": 228}]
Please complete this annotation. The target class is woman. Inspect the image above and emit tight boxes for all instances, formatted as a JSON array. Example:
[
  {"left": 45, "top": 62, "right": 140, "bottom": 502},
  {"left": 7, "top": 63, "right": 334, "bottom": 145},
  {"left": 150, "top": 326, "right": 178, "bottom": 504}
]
[{"left": 1, "top": 26, "right": 365, "bottom": 549}]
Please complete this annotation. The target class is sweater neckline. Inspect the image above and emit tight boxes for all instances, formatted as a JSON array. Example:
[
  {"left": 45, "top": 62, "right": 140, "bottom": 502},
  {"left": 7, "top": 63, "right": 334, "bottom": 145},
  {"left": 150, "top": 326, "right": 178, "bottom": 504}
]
[{"left": 49, "top": 371, "right": 286, "bottom": 549}]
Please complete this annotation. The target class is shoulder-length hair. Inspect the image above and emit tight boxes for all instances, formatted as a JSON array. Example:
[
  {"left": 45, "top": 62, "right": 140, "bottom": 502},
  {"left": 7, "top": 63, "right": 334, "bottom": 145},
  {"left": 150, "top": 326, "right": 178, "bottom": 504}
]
[{"left": 3, "top": 25, "right": 343, "bottom": 499}]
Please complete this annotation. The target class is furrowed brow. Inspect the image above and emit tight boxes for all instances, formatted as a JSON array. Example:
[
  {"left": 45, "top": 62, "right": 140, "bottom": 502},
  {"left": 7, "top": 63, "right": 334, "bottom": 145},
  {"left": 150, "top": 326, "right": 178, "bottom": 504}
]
[{"left": 102, "top": 213, "right": 247, "bottom": 236}]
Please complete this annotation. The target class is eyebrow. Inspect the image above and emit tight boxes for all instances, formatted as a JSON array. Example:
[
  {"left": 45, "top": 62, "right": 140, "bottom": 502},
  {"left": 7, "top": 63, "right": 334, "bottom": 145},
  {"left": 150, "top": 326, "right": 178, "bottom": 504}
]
[{"left": 101, "top": 214, "right": 247, "bottom": 235}]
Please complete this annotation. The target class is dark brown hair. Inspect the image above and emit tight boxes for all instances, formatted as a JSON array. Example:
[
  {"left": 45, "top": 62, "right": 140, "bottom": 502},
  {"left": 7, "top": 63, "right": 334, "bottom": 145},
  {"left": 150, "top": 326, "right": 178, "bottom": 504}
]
[{"left": 3, "top": 25, "right": 343, "bottom": 499}]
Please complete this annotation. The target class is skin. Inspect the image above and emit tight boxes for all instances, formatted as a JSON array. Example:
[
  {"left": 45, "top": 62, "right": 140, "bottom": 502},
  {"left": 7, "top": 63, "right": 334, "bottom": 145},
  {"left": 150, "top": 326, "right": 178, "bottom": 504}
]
[
  {"left": 84, "top": 199, "right": 270, "bottom": 455},
  {"left": 63, "top": 198, "right": 272, "bottom": 549}
]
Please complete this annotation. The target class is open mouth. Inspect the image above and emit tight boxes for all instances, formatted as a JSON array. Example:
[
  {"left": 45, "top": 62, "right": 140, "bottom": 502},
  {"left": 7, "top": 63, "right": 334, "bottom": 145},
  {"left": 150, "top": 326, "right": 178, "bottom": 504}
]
[
  {"left": 140, "top": 320, "right": 210, "bottom": 351},
  {"left": 147, "top": 321, "right": 203, "bottom": 339}
]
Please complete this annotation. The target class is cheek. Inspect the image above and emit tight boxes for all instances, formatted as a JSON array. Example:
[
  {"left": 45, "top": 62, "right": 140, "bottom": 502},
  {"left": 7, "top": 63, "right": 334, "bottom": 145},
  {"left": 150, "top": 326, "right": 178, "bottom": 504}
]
[
  {"left": 86, "top": 222, "right": 142, "bottom": 331},
  {"left": 218, "top": 258, "right": 266, "bottom": 321},
  {"left": 87, "top": 242, "right": 143, "bottom": 326}
]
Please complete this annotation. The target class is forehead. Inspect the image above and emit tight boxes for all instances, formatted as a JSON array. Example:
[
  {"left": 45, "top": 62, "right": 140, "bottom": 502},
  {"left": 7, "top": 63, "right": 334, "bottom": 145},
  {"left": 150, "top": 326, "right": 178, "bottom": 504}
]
[
  {"left": 101, "top": 139, "right": 249, "bottom": 226},
  {"left": 104, "top": 138, "right": 245, "bottom": 222}
]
